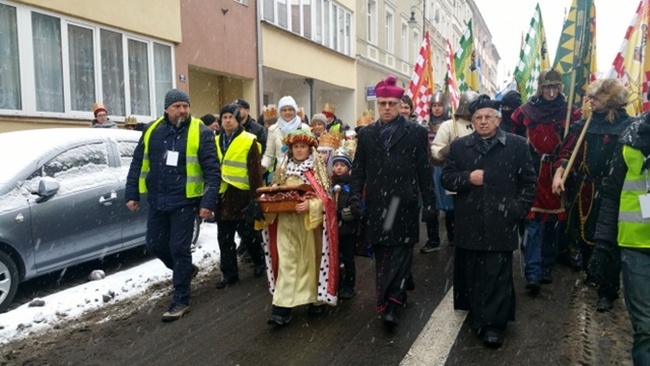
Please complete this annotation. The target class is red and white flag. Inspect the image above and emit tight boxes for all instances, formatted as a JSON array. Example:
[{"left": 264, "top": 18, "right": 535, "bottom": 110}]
[
  {"left": 407, "top": 31, "right": 435, "bottom": 123},
  {"left": 607, "top": 0, "right": 650, "bottom": 114},
  {"left": 445, "top": 39, "right": 461, "bottom": 111}
]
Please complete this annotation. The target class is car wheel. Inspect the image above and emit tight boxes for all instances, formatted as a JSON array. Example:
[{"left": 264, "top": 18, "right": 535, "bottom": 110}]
[
  {"left": 192, "top": 216, "right": 202, "bottom": 245},
  {"left": 0, "top": 251, "right": 19, "bottom": 313}
]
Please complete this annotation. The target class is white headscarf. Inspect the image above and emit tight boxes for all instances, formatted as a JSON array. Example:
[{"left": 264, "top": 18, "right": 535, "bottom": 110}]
[{"left": 278, "top": 96, "right": 301, "bottom": 136}]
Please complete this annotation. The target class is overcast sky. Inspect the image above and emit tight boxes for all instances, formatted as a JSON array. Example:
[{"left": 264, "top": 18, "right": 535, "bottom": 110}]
[{"left": 475, "top": 0, "right": 641, "bottom": 83}]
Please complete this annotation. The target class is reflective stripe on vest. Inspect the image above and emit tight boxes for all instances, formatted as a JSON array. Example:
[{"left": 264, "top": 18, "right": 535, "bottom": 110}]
[
  {"left": 617, "top": 145, "right": 650, "bottom": 249},
  {"left": 139, "top": 116, "right": 204, "bottom": 198},
  {"left": 216, "top": 131, "right": 260, "bottom": 193}
]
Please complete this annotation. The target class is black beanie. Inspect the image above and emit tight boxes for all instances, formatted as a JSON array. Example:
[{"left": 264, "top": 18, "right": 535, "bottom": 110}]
[
  {"left": 220, "top": 104, "right": 242, "bottom": 123},
  {"left": 469, "top": 94, "right": 501, "bottom": 115},
  {"left": 164, "top": 89, "right": 190, "bottom": 110},
  {"left": 233, "top": 99, "right": 250, "bottom": 109},
  {"left": 200, "top": 114, "right": 217, "bottom": 127},
  {"left": 500, "top": 90, "right": 522, "bottom": 109}
]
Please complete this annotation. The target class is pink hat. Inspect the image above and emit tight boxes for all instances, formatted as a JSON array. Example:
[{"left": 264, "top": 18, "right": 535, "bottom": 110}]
[{"left": 375, "top": 75, "right": 404, "bottom": 99}]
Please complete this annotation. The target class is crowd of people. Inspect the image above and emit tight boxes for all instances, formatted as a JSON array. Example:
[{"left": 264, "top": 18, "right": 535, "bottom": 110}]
[{"left": 113, "top": 69, "right": 649, "bottom": 362}]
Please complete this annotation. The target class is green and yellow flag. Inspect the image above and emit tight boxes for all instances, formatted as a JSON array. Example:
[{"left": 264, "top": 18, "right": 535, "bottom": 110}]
[
  {"left": 514, "top": 4, "right": 551, "bottom": 102},
  {"left": 454, "top": 19, "right": 479, "bottom": 92},
  {"left": 553, "top": 0, "right": 597, "bottom": 108}
]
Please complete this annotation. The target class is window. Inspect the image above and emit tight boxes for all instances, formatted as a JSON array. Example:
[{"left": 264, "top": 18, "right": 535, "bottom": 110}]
[
  {"left": 367, "top": 0, "right": 377, "bottom": 44},
  {"left": 0, "top": 3, "right": 21, "bottom": 110},
  {"left": 401, "top": 21, "right": 408, "bottom": 60},
  {"left": 385, "top": 9, "right": 394, "bottom": 53},
  {"left": 117, "top": 140, "right": 137, "bottom": 167},
  {"left": 43, "top": 143, "right": 108, "bottom": 179},
  {"left": 412, "top": 30, "right": 420, "bottom": 64},
  {"left": 0, "top": 4, "right": 174, "bottom": 120},
  {"left": 261, "top": 0, "right": 352, "bottom": 57}
]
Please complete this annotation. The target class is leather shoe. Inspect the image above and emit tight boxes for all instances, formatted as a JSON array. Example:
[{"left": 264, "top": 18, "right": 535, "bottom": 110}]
[
  {"left": 526, "top": 280, "right": 541, "bottom": 296},
  {"left": 482, "top": 329, "right": 503, "bottom": 348},
  {"left": 308, "top": 304, "right": 325, "bottom": 315},
  {"left": 267, "top": 314, "right": 292, "bottom": 326},
  {"left": 596, "top": 297, "right": 614, "bottom": 312},
  {"left": 215, "top": 278, "right": 238, "bottom": 289},
  {"left": 383, "top": 310, "right": 398, "bottom": 330}
]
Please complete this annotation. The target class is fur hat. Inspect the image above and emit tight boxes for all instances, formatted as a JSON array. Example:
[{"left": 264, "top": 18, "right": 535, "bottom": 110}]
[
  {"left": 164, "top": 89, "right": 190, "bottom": 110},
  {"left": 92, "top": 102, "right": 107, "bottom": 117},
  {"left": 284, "top": 129, "right": 318, "bottom": 148},
  {"left": 278, "top": 96, "right": 298, "bottom": 112},
  {"left": 375, "top": 75, "right": 405, "bottom": 99},
  {"left": 587, "top": 78, "right": 629, "bottom": 110},
  {"left": 219, "top": 103, "right": 242, "bottom": 123},
  {"left": 332, "top": 147, "right": 352, "bottom": 168}
]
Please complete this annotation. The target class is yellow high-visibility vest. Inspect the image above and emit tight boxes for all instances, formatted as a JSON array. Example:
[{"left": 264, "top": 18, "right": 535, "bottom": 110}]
[
  {"left": 139, "top": 116, "right": 204, "bottom": 198},
  {"left": 216, "top": 131, "right": 260, "bottom": 193},
  {"left": 617, "top": 145, "right": 650, "bottom": 248}
]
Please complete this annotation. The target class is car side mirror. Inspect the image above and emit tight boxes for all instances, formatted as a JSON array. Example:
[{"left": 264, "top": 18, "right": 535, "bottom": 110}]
[{"left": 36, "top": 178, "right": 60, "bottom": 203}]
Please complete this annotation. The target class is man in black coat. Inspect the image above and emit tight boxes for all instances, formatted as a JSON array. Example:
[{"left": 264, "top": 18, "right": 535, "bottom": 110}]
[
  {"left": 126, "top": 89, "right": 221, "bottom": 322},
  {"left": 350, "top": 75, "right": 435, "bottom": 330},
  {"left": 441, "top": 95, "right": 536, "bottom": 348},
  {"left": 235, "top": 99, "right": 267, "bottom": 153}
]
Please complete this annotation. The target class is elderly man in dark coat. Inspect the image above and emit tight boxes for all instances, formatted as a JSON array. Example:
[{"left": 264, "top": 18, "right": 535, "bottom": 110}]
[
  {"left": 441, "top": 95, "right": 536, "bottom": 347},
  {"left": 350, "top": 75, "right": 435, "bottom": 330}
]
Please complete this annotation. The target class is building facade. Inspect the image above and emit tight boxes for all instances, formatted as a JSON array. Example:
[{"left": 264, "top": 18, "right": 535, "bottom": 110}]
[{"left": 467, "top": 0, "right": 499, "bottom": 95}]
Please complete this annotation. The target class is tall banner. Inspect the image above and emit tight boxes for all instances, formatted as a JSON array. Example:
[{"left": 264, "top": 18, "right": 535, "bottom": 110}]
[
  {"left": 446, "top": 39, "right": 461, "bottom": 111},
  {"left": 607, "top": 0, "right": 650, "bottom": 115},
  {"left": 454, "top": 19, "right": 479, "bottom": 92},
  {"left": 514, "top": 4, "right": 551, "bottom": 102},
  {"left": 407, "top": 31, "right": 435, "bottom": 123},
  {"left": 553, "top": 0, "right": 597, "bottom": 108}
]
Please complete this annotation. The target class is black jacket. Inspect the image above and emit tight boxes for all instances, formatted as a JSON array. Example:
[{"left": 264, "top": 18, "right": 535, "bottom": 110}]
[
  {"left": 332, "top": 173, "right": 360, "bottom": 236},
  {"left": 441, "top": 129, "right": 536, "bottom": 251},
  {"left": 243, "top": 116, "right": 267, "bottom": 154},
  {"left": 125, "top": 115, "right": 221, "bottom": 211},
  {"left": 350, "top": 116, "right": 435, "bottom": 246}
]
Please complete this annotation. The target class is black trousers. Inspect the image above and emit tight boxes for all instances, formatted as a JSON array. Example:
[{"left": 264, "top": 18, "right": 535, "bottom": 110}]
[
  {"left": 217, "top": 220, "right": 264, "bottom": 282},
  {"left": 339, "top": 234, "right": 357, "bottom": 289}
]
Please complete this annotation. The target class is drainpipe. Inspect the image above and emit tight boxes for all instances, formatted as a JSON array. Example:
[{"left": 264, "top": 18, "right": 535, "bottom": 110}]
[
  {"left": 256, "top": 0, "right": 264, "bottom": 113},
  {"left": 305, "top": 78, "right": 314, "bottom": 119}
]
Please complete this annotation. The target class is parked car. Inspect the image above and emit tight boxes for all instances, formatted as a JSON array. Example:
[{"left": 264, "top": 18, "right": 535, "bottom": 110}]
[{"left": 0, "top": 128, "right": 150, "bottom": 312}]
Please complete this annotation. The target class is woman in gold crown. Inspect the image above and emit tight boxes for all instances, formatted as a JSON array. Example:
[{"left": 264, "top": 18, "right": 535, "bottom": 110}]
[{"left": 257, "top": 129, "right": 339, "bottom": 326}]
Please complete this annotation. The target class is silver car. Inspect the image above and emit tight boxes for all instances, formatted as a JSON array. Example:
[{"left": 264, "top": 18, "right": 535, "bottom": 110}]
[{"left": 0, "top": 128, "right": 148, "bottom": 312}]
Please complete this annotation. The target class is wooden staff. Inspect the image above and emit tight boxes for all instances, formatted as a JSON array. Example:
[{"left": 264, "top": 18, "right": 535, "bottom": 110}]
[
  {"left": 563, "top": 70, "right": 577, "bottom": 139},
  {"left": 561, "top": 114, "right": 592, "bottom": 185}
]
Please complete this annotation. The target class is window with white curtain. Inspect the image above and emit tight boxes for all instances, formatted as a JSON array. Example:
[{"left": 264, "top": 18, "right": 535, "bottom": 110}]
[
  {"left": 263, "top": 0, "right": 274, "bottom": 21},
  {"left": 154, "top": 43, "right": 172, "bottom": 116},
  {"left": 68, "top": 24, "right": 95, "bottom": 112},
  {"left": 412, "top": 30, "right": 419, "bottom": 64},
  {"left": 367, "top": 0, "right": 377, "bottom": 44},
  {"left": 302, "top": 0, "right": 311, "bottom": 39},
  {"left": 314, "top": 0, "right": 322, "bottom": 43},
  {"left": 278, "top": 0, "right": 288, "bottom": 29},
  {"left": 101, "top": 29, "right": 125, "bottom": 116},
  {"left": 385, "top": 8, "right": 394, "bottom": 53},
  {"left": 128, "top": 39, "right": 150, "bottom": 116},
  {"left": 32, "top": 12, "right": 64, "bottom": 112},
  {"left": 401, "top": 21, "right": 408, "bottom": 61},
  {"left": 0, "top": 3, "right": 21, "bottom": 110}
]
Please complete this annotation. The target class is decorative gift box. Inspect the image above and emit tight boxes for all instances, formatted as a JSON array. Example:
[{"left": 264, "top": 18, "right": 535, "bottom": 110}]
[{"left": 256, "top": 184, "right": 316, "bottom": 213}]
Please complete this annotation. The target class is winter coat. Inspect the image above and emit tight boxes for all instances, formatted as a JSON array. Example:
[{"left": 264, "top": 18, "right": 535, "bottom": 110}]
[
  {"left": 350, "top": 116, "right": 435, "bottom": 246},
  {"left": 215, "top": 127, "right": 264, "bottom": 221},
  {"left": 242, "top": 115, "right": 268, "bottom": 156},
  {"left": 430, "top": 117, "right": 474, "bottom": 162},
  {"left": 261, "top": 122, "right": 311, "bottom": 171},
  {"left": 441, "top": 129, "right": 536, "bottom": 251},
  {"left": 125, "top": 115, "right": 221, "bottom": 212},
  {"left": 332, "top": 173, "right": 359, "bottom": 236}
]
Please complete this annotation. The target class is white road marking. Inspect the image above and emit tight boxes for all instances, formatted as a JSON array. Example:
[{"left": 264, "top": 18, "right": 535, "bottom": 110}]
[{"left": 400, "top": 287, "right": 467, "bottom": 366}]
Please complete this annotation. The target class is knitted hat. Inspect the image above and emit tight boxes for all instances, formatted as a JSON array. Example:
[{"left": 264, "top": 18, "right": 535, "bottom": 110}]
[
  {"left": 200, "top": 113, "right": 218, "bottom": 127},
  {"left": 284, "top": 129, "right": 318, "bottom": 148},
  {"left": 92, "top": 102, "right": 107, "bottom": 117},
  {"left": 278, "top": 96, "right": 298, "bottom": 112},
  {"left": 233, "top": 98, "right": 250, "bottom": 109},
  {"left": 500, "top": 90, "right": 522, "bottom": 109},
  {"left": 468, "top": 94, "right": 501, "bottom": 115},
  {"left": 164, "top": 89, "right": 190, "bottom": 110},
  {"left": 332, "top": 147, "right": 352, "bottom": 168},
  {"left": 375, "top": 75, "right": 405, "bottom": 99},
  {"left": 312, "top": 113, "right": 328, "bottom": 126},
  {"left": 219, "top": 103, "right": 242, "bottom": 123}
]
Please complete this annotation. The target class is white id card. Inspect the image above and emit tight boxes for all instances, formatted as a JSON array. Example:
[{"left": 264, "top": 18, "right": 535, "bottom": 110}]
[
  {"left": 166, "top": 150, "right": 179, "bottom": 166},
  {"left": 640, "top": 193, "right": 650, "bottom": 219}
]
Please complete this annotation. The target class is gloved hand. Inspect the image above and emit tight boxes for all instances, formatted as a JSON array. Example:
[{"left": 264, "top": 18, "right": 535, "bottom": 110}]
[
  {"left": 421, "top": 205, "right": 438, "bottom": 222},
  {"left": 349, "top": 196, "right": 364, "bottom": 219},
  {"left": 244, "top": 200, "right": 265, "bottom": 225},
  {"left": 340, "top": 207, "right": 355, "bottom": 221}
]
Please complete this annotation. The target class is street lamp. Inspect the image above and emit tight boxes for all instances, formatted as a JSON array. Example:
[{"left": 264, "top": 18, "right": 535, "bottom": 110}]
[{"left": 408, "top": 1, "right": 427, "bottom": 31}]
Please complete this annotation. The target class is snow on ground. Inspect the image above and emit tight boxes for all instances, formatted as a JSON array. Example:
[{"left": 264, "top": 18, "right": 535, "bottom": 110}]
[{"left": 0, "top": 223, "right": 222, "bottom": 346}]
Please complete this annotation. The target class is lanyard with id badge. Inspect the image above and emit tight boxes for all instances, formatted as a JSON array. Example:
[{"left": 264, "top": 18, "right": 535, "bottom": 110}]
[
  {"left": 166, "top": 127, "right": 182, "bottom": 167},
  {"left": 640, "top": 168, "right": 650, "bottom": 219}
]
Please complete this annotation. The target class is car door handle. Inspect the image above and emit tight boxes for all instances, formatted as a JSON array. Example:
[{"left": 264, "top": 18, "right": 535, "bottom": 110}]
[{"left": 99, "top": 191, "right": 118, "bottom": 206}]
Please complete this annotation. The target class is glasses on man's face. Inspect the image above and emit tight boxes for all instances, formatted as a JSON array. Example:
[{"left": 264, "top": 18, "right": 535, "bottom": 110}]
[
  {"left": 473, "top": 114, "right": 498, "bottom": 122},
  {"left": 378, "top": 100, "right": 399, "bottom": 108},
  {"left": 96, "top": 113, "right": 108, "bottom": 118}
]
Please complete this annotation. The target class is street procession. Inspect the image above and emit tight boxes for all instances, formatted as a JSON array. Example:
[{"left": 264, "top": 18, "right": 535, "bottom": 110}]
[{"left": 1, "top": 0, "right": 650, "bottom": 365}]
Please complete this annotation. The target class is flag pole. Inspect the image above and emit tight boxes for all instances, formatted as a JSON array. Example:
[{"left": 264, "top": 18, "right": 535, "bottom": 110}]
[
  {"left": 563, "top": 70, "right": 577, "bottom": 138},
  {"left": 561, "top": 114, "right": 592, "bottom": 185}
]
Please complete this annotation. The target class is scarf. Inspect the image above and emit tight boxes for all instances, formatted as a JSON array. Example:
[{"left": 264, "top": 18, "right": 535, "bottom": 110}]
[
  {"left": 379, "top": 115, "right": 405, "bottom": 149},
  {"left": 521, "top": 95, "right": 567, "bottom": 126},
  {"left": 279, "top": 116, "right": 302, "bottom": 136},
  {"left": 286, "top": 155, "right": 315, "bottom": 181}
]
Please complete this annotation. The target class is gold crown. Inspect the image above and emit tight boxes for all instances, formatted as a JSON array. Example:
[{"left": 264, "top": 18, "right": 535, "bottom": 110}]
[
  {"left": 263, "top": 104, "right": 278, "bottom": 119},
  {"left": 297, "top": 107, "right": 305, "bottom": 119},
  {"left": 318, "top": 132, "right": 341, "bottom": 149},
  {"left": 356, "top": 110, "right": 374, "bottom": 127},
  {"left": 92, "top": 102, "right": 106, "bottom": 112},
  {"left": 323, "top": 103, "right": 336, "bottom": 114},
  {"left": 342, "top": 139, "right": 356, "bottom": 158},
  {"left": 124, "top": 116, "right": 137, "bottom": 125}
]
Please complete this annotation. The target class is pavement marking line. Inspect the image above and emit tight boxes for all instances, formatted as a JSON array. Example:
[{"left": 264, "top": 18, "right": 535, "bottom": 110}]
[{"left": 400, "top": 287, "right": 468, "bottom": 366}]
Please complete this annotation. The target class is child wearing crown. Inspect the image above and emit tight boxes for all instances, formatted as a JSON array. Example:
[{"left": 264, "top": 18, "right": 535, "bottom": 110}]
[{"left": 256, "top": 129, "right": 339, "bottom": 326}]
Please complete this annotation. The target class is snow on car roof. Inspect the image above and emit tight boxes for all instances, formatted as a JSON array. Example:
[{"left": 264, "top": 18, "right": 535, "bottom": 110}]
[{"left": 0, "top": 128, "right": 140, "bottom": 189}]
